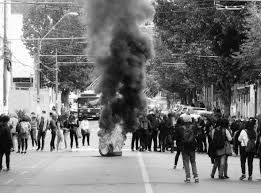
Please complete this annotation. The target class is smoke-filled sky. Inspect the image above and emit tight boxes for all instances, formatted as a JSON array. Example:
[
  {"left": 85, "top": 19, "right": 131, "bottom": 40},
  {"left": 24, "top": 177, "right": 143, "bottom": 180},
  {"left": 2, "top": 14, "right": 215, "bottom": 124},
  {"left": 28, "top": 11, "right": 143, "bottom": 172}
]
[{"left": 83, "top": 0, "right": 155, "bottom": 133}]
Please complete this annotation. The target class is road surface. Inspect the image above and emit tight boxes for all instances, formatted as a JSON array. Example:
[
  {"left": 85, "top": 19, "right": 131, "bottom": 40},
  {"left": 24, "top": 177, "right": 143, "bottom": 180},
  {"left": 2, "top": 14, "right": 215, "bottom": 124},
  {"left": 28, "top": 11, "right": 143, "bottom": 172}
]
[{"left": 0, "top": 120, "right": 260, "bottom": 193}]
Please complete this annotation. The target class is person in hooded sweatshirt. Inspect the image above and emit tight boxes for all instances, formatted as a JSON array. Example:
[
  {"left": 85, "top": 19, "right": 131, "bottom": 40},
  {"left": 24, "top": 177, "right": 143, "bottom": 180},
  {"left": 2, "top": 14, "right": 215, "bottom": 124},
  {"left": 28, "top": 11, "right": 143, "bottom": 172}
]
[{"left": 0, "top": 115, "right": 13, "bottom": 171}]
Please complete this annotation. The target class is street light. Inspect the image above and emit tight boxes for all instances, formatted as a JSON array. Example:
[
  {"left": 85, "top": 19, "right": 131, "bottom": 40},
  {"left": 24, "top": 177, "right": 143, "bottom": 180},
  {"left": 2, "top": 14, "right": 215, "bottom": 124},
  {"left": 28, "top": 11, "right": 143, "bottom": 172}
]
[
  {"left": 39, "top": 12, "right": 79, "bottom": 49},
  {"left": 36, "top": 12, "right": 79, "bottom": 114}
]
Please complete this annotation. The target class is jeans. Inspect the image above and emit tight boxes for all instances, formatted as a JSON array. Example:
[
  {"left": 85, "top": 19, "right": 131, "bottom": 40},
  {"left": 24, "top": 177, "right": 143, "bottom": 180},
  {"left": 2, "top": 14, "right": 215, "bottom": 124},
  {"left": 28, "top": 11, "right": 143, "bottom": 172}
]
[
  {"left": 0, "top": 150, "right": 10, "bottom": 170},
  {"left": 174, "top": 149, "right": 181, "bottom": 166},
  {"left": 131, "top": 131, "right": 139, "bottom": 150},
  {"left": 240, "top": 146, "right": 255, "bottom": 176},
  {"left": 50, "top": 131, "right": 56, "bottom": 151},
  {"left": 37, "top": 130, "right": 46, "bottom": 150},
  {"left": 70, "top": 129, "right": 78, "bottom": 148},
  {"left": 211, "top": 156, "right": 221, "bottom": 176},
  {"left": 30, "top": 130, "right": 37, "bottom": 147},
  {"left": 182, "top": 151, "right": 198, "bottom": 179},
  {"left": 151, "top": 130, "right": 158, "bottom": 151},
  {"left": 82, "top": 133, "right": 90, "bottom": 146},
  {"left": 21, "top": 138, "right": 28, "bottom": 152},
  {"left": 64, "top": 132, "right": 69, "bottom": 148}
]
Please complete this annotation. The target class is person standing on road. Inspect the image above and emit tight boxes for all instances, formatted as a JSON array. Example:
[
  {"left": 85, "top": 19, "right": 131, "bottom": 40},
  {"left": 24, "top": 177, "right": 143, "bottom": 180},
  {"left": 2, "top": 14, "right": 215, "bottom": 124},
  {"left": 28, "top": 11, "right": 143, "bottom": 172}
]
[
  {"left": 30, "top": 112, "right": 38, "bottom": 150},
  {"left": 37, "top": 111, "right": 49, "bottom": 151},
  {"left": 49, "top": 113, "right": 58, "bottom": 152},
  {"left": 56, "top": 116, "right": 64, "bottom": 152},
  {"left": 210, "top": 118, "right": 232, "bottom": 179},
  {"left": 63, "top": 114, "right": 70, "bottom": 149},
  {"left": 8, "top": 113, "right": 18, "bottom": 152},
  {"left": 176, "top": 114, "right": 199, "bottom": 183},
  {"left": 147, "top": 111, "right": 159, "bottom": 152},
  {"left": 0, "top": 115, "right": 13, "bottom": 171},
  {"left": 68, "top": 114, "right": 79, "bottom": 149},
  {"left": 238, "top": 121, "right": 257, "bottom": 181},
  {"left": 173, "top": 117, "right": 184, "bottom": 169},
  {"left": 18, "top": 115, "right": 31, "bottom": 154},
  {"left": 131, "top": 115, "right": 140, "bottom": 151},
  {"left": 80, "top": 115, "right": 90, "bottom": 146}
]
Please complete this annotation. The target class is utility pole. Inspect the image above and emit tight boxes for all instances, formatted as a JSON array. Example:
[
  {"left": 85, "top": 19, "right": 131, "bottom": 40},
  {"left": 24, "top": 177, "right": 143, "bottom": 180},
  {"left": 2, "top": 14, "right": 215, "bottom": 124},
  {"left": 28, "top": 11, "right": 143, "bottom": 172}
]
[
  {"left": 55, "top": 49, "right": 59, "bottom": 113},
  {"left": 3, "top": 0, "right": 8, "bottom": 113},
  {"left": 36, "top": 38, "right": 41, "bottom": 114}
]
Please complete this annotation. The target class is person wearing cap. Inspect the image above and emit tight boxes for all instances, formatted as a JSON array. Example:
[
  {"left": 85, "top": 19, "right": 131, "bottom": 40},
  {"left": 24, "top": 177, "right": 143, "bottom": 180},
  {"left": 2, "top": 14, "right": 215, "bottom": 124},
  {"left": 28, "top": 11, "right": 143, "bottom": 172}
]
[
  {"left": 176, "top": 114, "right": 199, "bottom": 183},
  {"left": 0, "top": 115, "right": 13, "bottom": 171}
]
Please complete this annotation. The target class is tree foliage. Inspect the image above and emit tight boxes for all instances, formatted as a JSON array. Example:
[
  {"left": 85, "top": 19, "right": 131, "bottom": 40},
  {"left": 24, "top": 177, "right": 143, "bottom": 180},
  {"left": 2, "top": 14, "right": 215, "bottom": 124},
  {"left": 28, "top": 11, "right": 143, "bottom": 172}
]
[
  {"left": 22, "top": 1, "right": 92, "bottom": 106},
  {"left": 153, "top": 0, "right": 256, "bottom": 115}
]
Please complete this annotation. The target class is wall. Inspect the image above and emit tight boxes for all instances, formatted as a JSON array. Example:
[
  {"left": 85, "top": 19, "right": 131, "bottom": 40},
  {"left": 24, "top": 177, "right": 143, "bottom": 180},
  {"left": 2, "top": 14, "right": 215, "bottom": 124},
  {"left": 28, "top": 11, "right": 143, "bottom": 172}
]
[{"left": 8, "top": 87, "right": 61, "bottom": 115}]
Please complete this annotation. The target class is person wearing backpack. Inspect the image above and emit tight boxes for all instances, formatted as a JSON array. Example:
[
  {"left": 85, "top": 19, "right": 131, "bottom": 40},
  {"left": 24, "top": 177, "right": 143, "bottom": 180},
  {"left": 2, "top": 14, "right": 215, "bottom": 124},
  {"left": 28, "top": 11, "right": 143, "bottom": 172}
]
[
  {"left": 37, "top": 111, "right": 49, "bottom": 151},
  {"left": 211, "top": 118, "right": 232, "bottom": 179},
  {"left": 176, "top": 114, "right": 199, "bottom": 183},
  {"left": 19, "top": 115, "right": 31, "bottom": 154},
  {"left": 173, "top": 117, "right": 184, "bottom": 169},
  {"left": 238, "top": 121, "right": 257, "bottom": 181}
]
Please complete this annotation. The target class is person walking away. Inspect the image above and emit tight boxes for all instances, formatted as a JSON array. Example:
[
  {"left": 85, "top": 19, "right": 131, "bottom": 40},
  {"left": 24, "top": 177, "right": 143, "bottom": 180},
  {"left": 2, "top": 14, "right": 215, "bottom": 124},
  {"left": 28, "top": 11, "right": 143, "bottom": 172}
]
[
  {"left": 238, "top": 121, "right": 257, "bottom": 181},
  {"left": 176, "top": 114, "right": 199, "bottom": 183},
  {"left": 37, "top": 111, "right": 49, "bottom": 151},
  {"left": 56, "top": 116, "right": 64, "bottom": 151},
  {"left": 30, "top": 112, "right": 38, "bottom": 150},
  {"left": 211, "top": 118, "right": 232, "bottom": 179},
  {"left": 8, "top": 114, "right": 18, "bottom": 152},
  {"left": 0, "top": 115, "right": 13, "bottom": 171},
  {"left": 49, "top": 113, "right": 58, "bottom": 152},
  {"left": 80, "top": 115, "right": 90, "bottom": 146},
  {"left": 68, "top": 114, "right": 79, "bottom": 149},
  {"left": 18, "top": 115, "right": 31, "bottom": 154},
  {"left": 173, "top": 117, "right": 184, "bottom": 169}
]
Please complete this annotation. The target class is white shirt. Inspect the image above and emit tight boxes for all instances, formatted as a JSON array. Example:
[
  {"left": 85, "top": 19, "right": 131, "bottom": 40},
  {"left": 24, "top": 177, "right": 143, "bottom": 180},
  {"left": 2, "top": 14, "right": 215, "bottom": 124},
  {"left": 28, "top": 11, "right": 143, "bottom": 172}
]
[
  {"left": 79, "top": 120, "right": 89, "bottom": 131},
  {"left": 238, "top": 129, "right": 248, "bottom": 147}
]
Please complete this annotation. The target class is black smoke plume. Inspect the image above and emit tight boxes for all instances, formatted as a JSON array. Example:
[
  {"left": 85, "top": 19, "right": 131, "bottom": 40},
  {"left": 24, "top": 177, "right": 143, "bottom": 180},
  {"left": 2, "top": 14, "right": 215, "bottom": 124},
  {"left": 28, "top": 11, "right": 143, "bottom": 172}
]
[{"left": 84, "top": 0, "right": 154, "bottom": 134}]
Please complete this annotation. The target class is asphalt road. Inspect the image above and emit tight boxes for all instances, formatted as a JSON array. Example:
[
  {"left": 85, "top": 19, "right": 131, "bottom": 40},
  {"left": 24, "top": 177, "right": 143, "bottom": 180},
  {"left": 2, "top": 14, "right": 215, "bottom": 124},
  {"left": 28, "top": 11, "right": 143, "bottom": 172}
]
[{"left": 0, "top": 120, "right": 261, "bottom": 193}]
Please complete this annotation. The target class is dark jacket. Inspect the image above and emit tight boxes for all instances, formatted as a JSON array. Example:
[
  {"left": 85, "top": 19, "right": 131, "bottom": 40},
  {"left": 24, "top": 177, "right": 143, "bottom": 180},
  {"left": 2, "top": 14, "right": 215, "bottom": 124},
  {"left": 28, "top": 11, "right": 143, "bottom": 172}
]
[
  {"left": 176, "top": 123, "right": 197, "bottom": 152},
  {"left": 0, "top": 123, "right": 13, "bottom": 152}
]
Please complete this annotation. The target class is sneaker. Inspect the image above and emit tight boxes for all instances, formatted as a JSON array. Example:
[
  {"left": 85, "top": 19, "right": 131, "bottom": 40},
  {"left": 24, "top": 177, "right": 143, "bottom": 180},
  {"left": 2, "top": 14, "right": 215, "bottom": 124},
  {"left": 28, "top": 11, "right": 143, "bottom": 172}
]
[
  {"left": 219, "top": 176, "right": 225, "bottom": 179},
  {"left": 173, "top": 165, "right": 177, "bottom": 169},
  {"left": 248, "top": 176, "right": 252, "bottom": 181},
  {"left": 239, "top": 175, "right": 246, "bottom": 180},
  {"left": 184, "top": 178, "right": 191, "bottom": 183},
  {"left": 210, "top": 174, "right": 214, "bottom": 179},
  {"left": 195, "top": 177, "right": 199, "bottom": 183},
  {"left": 224, "top": 176, "right": 230, "bottom": 179},
  {"left": 16, "top": 151, "right": 20, "bottom": 153}
]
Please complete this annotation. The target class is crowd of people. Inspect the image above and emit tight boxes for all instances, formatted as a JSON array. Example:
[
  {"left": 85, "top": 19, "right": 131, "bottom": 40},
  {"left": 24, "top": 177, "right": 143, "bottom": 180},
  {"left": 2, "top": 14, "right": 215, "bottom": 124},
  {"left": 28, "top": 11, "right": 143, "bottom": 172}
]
[
  {"left": 0, "top": 110, "right": 90, "bottom": 172},
  {"left": 1, "top": 109, "right": 261, "bottom": 183},
  {"left": 132, "top": 110, "right": 261, "bottom": 183}
]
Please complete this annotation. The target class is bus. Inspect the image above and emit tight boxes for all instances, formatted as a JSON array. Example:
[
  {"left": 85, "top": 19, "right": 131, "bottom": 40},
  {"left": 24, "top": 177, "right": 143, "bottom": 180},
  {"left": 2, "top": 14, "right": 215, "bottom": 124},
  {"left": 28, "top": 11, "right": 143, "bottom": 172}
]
[{"left": 77, "top": 91, "right": 101, "bottom": 119}]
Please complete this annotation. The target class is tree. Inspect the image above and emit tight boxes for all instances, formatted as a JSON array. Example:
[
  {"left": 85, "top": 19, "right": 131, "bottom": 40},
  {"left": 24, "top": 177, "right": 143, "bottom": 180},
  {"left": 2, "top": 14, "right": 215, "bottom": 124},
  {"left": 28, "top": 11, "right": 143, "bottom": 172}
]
[
  {"left": 22, "top": 0, "right": 92, "bottom": 108},
  {"left": 154, "top": 0, "right": 254, "bottom": 116}
]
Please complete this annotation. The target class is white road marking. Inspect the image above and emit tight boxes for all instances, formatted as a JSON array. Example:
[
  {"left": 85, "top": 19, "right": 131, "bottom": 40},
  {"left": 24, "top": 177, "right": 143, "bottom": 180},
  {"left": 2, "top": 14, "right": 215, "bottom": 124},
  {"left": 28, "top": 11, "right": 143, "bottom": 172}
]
[
  {"left": 137, "top": 152, "right": 154, "bottom": 193},
  {"left": 4, "top": 179, "right": 14, "bottom": 185},
  {"left": 31, "top": 160, "right": 45, "bottom": 169}
]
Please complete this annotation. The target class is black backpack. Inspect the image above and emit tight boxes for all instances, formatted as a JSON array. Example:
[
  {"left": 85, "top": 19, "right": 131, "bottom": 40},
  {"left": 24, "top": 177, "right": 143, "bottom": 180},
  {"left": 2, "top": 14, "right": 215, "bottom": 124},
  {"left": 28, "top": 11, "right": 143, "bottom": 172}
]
[
  {"left": 183, "top": 124, "right": 195, "bottom": 144},
  {"left": 213, "top": 128, "right": 226, "bottom": 149}
]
